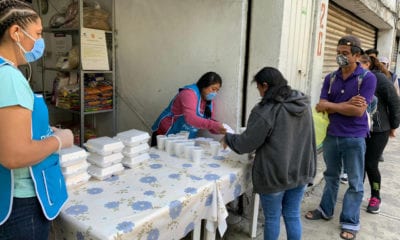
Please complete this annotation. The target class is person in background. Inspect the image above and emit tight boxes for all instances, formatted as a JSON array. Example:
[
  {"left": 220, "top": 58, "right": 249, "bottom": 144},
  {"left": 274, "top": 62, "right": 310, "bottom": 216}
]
[
  {"left": 365, "top": 48, "right": 389, "bottom": 162},
  {"left": 305, "top": 35, "right": 377, "bottom": 240},
  {"left": 365, "top": 48, "right": 379, "bottom": 58},
  {"left": 0, "top": 1, "right": 74, "bottom": 239},
  {"left": 360, "top": 54, "right": 400, "bottom": 214},
  {"left": 222, "top": 67, "right": 317, "bottom": 240},
  {"left": 378, "top": 56, "right": 400, "bottom": 96},
  {"left": 151, "top": 72, "right": 226, "bottom": 145}
]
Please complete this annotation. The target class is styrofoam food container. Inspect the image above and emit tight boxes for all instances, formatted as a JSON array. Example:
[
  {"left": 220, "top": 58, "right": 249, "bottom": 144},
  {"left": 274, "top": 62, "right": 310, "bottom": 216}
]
[
  {"left": 87, "top": 152, "right": 123, "bottom": 168},
  {"left": 87, "top": 163, "right": 124, "bottom": 180},
  {"left": 65, "top": 172, "right": 91, "bottom": 189},
  {"left": 122, "top": 143, "right": 149, "bottom": 157},
  {"left": 84, "top": 137, "right": 124, "bottom": 156},
  {"left": 62, "top": 159, "right": 90, "bottom": 175},
  {"left": 114, "top": 129, "right": 150, "bottom": 147},
  {"left": 122, "top": 153, "right": 150, "bottom": 168},
  {"left": 59, "top": 145, "right": 88, "bottom": 167}
]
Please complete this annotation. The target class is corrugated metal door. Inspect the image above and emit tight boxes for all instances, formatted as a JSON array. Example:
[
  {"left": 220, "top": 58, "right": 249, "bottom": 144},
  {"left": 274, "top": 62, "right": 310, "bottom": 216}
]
[
  {"left": 279, "top": 0, "right": 315, "bottom": 94},
  {"left": 323, "top": 4, "right": 376, "bottom": 76}
]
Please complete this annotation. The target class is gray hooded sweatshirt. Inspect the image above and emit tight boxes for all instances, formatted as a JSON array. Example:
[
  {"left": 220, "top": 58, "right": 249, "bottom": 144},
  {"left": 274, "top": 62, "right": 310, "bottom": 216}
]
[{"left": 225, "top": 90, "right": 317, "bottom": 194}]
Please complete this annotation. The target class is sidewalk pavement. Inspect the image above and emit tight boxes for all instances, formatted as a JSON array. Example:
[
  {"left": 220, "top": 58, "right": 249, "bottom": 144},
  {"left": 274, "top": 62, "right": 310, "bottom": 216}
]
[{"left": 221, "top": 134, "right": 400, "bottom": 239}]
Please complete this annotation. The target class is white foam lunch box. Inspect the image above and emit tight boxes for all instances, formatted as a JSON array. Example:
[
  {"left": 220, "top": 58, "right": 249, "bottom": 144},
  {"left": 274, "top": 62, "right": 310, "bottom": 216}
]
[
  {"left": 122, "top": 153, "right": 150, "bottom": 168},
  {"left": 87, "top": 152, "right": 123, "bottom": 168},
  {"left": 59, "top": 145, "right": 89, "bottom": 167},
  {"left": 87, "top": 163, "right": 124, "bottom": 180},
  {"left": 84, "top": 137, "right": 124, "bottom": 156},
  {"left": 62, "top": 159, "right": 90, "bottom": 175},
  {"left": 114, "top": 129, "right": 150, "bottom": 147},
  {"left": 64, "top": 172, "right": 91, "bottom": 189},
  {"left": 121, "top": 143, "right": 150, "bottom": 157}
]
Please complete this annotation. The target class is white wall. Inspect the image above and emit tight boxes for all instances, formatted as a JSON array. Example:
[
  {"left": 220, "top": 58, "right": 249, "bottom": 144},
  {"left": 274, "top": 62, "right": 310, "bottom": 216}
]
[
  {"left": 245, "top": 0, "right": 285, "bottom": 119},
  {"left": 115, "top": 0, "right": 248, "bottom": 135},
  {"left": 309, "top": 0, "right": 329, "bottom": 106},
  {"left": 245, "top": 0, "right": 321, "bottom": 119}
]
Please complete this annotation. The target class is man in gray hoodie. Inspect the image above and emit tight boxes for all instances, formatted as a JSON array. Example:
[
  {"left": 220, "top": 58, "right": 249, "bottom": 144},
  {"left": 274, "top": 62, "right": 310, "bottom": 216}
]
[{"left": 222, "top": 67, "right": 317, "bottom": 240}]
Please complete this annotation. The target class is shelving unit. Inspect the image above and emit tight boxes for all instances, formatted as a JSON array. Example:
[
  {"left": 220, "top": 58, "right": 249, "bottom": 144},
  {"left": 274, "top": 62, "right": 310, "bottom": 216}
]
[{"left": 37, "top": 0, "right": 116, "bottom": 146}]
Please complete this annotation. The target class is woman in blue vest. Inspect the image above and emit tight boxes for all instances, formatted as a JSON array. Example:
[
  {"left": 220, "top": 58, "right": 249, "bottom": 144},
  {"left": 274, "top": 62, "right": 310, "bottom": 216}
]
[
  {"left": 151, "top": 72, "right": 226, "bottom": 145},
  {"left": 0, "top": 1, "right": 73, "bottom": 239}
]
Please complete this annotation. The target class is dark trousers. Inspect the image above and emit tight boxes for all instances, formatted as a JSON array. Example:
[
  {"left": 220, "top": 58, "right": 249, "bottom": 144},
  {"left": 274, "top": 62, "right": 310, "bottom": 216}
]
[
  {"left": 0, "top": 197, "right": 50, "bottom": 240},
  {"left": 365, "top": 130, "right": 390, "bottom": 199}
]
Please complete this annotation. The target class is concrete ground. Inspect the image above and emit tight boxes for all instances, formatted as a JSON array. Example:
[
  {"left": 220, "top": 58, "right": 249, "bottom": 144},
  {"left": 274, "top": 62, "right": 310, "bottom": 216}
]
[{"left": 218, "top": 134, "right": 400, "bottom": 240}]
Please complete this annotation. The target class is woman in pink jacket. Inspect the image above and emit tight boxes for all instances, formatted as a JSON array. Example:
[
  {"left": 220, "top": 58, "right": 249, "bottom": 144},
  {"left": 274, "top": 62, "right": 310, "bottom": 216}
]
[{"left": 151, "top": 72, "right": 226, "bottom": 145}]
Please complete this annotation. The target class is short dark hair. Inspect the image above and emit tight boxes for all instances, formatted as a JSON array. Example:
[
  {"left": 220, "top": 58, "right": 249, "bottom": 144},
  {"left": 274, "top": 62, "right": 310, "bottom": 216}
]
[
  {"left": 365, "top": 48, "right": 379, "bottom": 56},
  {"left": 196, "top": 72, "right": 222, "bottom": 90},
  {"left": 337, "top": 35, "right": 363, "bottom": 55},
  {"left": 253, "top": 67, "right": 292, "bottom": 105}
]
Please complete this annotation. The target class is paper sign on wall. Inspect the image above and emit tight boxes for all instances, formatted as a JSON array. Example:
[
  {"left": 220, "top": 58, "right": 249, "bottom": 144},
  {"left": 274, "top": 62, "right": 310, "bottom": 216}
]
[{"left": 81, "top": 28, "right": 109, "bottom": 70}]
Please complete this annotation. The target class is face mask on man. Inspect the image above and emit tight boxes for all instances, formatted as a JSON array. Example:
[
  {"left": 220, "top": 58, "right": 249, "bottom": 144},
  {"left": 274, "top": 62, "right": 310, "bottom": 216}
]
[
  {"left": 206, "top": 92, "right": 217, "bottom": 101},
  {"left": 336, "top": 54, "right": 349, "bottom": 67},
  {"left": 15, "top": 29, "right": 45, "bottom": 63}
]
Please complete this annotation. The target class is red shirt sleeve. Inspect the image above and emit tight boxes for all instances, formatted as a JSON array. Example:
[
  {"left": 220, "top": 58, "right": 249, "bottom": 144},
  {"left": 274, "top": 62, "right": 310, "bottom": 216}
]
[{"left": 172, "top": 89, "right": 221, "bottom": 132}]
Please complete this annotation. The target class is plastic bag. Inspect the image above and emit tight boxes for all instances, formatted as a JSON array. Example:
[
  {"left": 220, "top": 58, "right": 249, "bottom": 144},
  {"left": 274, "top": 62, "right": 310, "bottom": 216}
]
[{"left": 312, "top": 110, "right": 329, "bottom": 148}]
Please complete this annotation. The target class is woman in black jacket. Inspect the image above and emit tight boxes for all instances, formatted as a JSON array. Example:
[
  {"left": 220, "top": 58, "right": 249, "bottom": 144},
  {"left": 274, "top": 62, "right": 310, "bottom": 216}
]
[
  {"left": 222, "top": 67, "right": 316, "bottom": 240},
  {"left": 359, "top": 54, "right": 400, "bottom": 214}
]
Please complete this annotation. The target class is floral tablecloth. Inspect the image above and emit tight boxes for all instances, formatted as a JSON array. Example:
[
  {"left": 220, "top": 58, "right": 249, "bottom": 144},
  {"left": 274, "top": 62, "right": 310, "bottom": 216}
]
[{"left": 52, "top": 148, "right": 252, "bottom": 240}]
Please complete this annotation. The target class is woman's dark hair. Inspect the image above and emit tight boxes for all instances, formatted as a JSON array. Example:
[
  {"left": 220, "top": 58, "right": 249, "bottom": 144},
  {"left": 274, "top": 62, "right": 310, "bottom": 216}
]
[
  {"left": 196, "top": 72, "right": 222, "bottom": 90},
  {"left": 0, "top": 0, "right": 39, "bottom": 40},
  {"left": 196, "top": 72, "right": 222, "bottom": 119},
  {"left": 369, "top": 55, "right": 391, "bottom": 79},
  {"left": 253, "top": 67, "right": 292, "bottom": 106}
]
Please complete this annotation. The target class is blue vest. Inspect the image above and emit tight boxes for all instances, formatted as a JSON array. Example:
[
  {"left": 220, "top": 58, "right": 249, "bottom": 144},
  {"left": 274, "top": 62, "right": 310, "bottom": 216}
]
[
  {"left": 0, "top": 60, "right": 68, "bottom": 224},
  {"left": 151, "top": 84, "right": 213, "bottom": 138}
]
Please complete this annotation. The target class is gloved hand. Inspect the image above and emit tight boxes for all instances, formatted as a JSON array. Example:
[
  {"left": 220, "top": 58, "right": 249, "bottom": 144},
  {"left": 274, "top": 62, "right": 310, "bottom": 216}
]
[{"left": 52, "top": 127, "right": 74, "bottom": 150}]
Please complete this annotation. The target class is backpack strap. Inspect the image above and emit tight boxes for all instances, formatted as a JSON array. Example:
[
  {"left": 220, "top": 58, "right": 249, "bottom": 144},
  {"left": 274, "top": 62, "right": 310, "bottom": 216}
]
[
  {"left": 328, "top": 71, "right": 336, "bottom": 94},
  {"left": 357, "top": 69, "right": 369, "bottom": 94}
]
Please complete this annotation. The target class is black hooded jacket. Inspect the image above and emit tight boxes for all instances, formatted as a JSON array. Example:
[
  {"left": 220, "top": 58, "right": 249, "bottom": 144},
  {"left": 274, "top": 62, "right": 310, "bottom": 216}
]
[
  {"left": 225, "top": 90, "right": 317, "bottom": 194},
  {"left": 371, "top": 70, "right": 400, "bottom": 132}
]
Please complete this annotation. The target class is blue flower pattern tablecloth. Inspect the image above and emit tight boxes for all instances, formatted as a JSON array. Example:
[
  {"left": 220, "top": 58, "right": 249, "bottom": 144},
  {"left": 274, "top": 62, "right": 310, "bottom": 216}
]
[{"left": 52, "top": 148, "right": 252, "bottom": 240}]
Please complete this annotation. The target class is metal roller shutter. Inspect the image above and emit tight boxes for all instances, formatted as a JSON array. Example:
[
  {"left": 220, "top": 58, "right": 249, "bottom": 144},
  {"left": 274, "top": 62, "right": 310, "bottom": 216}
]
[{"left": 322, "top": 4, "right": 376, "bottom": 76}]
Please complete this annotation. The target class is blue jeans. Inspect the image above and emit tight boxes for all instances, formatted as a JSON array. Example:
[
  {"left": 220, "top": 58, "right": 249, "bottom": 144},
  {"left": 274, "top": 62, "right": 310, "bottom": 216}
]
[
  {"left": 320, "top": 135, "right": 365, "bottom": 231},
  {"left": 0, "top": 197, "right": 50, "bottom": 240},
  {"left": 260, "top": 185, "right": 306, "bottom": 240}
]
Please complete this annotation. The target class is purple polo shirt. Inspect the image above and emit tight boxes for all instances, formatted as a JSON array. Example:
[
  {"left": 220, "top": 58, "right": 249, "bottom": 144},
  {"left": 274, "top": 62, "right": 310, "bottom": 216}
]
[{"left": 320, "top": 63, "right": 377, "bottom": 137}]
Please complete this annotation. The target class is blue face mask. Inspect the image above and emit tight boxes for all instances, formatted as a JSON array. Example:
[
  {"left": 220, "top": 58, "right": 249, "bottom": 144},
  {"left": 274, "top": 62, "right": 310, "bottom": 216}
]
[
  {"left": 206, "top": 92, "right": 217, "bottom": 101},
  {"left": 16, "top": 29, "right": 45, "bottom": 63}
]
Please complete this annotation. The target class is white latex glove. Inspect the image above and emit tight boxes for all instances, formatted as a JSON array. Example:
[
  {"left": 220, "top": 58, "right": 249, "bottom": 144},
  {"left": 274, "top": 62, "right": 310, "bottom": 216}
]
[{"left": 52, "top": 127, "right": 74, "bottom": 150}]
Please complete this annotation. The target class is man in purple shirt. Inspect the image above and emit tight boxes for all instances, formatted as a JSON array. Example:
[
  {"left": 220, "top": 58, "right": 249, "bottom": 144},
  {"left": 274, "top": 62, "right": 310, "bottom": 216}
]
[{"left": 305, "top": 35, "right": 377, "bottom": 240}]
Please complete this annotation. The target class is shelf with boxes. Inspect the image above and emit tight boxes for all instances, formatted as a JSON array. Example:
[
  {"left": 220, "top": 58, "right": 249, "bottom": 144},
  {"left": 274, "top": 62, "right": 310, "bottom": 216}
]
[{"left": 36, "top": 0, "right": 116, "bottom": 146}]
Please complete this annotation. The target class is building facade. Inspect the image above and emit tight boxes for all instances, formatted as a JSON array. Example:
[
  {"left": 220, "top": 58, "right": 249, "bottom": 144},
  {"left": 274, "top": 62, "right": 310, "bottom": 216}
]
[{"left": 29, "top": 0, "right": 393, "bottom": 136}]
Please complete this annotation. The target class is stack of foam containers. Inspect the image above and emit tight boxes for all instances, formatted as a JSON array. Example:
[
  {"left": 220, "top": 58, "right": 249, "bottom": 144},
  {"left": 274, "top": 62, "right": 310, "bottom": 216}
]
[
  {"left": 114, "top": 129, "right": 151, "bottom": 168},
  {"left": 85, "top": 137, "right": 125, "bottom": 180},
  {"left": 59, "top": 145, "right": 91, "bottom": 189}
]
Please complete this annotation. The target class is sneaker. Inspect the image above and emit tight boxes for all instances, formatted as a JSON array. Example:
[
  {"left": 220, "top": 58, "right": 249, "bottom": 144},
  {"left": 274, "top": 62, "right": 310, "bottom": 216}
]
[
  {"left": 340, "top": 173, "right": 348, "bottom": 184},
  {"left": 367, "top": 197, "right": 381, "bottom": 214}
]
